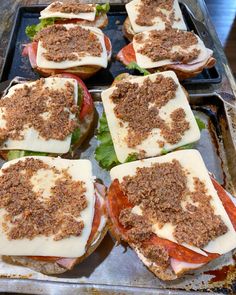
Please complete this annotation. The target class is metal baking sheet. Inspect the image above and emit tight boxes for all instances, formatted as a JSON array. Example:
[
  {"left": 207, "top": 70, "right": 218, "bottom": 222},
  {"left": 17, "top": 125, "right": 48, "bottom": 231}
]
[
  {"left": 0, "top": 82, "right": 236, "bottom": 293},
  {"left": 0, "top": 3, "right": 221, "bottom": 87}
]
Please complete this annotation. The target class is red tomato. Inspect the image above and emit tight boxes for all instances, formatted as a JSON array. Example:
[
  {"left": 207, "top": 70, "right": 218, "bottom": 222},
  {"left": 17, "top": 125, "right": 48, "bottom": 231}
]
[{"left": 117, "top": 43, "right": 136, "bottom": 66}]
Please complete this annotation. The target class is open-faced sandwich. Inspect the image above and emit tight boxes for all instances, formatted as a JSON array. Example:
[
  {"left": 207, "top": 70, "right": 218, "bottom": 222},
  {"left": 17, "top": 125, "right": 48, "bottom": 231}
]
[
  {"left": 0, "top": 75, "right": 94, "bottom": 161},
  {"left": 123, "top": 0, "right": 187, "bottom": 41},
  {"left": 107, "top": 149, "right": 236, "bottom": 280},
  {"left": 25, "top": 1, "right": 110, "bottom": 40},
  {"left": 0, "top": 157, "right": 107, "bottom": 275},
  {"left": 95, "top": 71, "right": 201, "bottom": 169},
  {"left": 23, "top": 24, "right": 112, "bottom": 79},
  {"left": 117, "top": 27, "right": 216, "bottom": 80}
]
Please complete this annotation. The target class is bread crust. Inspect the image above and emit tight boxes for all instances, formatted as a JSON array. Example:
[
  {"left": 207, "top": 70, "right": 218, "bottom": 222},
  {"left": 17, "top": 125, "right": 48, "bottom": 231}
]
[{"left": 122, "top": 17, "right": 135, "bottom": 42}]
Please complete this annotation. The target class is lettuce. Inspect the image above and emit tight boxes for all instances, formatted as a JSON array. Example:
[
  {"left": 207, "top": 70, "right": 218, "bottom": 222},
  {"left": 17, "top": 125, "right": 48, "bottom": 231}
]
[
  {"left": 195, "top": 116, "right": 206, "bottom": 131},
  {"left": 126, "top": 62, "right": 151, "bottom": 76},
  {"left": 7, "top": 150, "right": 48, "bottom": 161},
  {"left": 25, "top": 18, "right": 57, "bottom": 40},
  {"left": 96, "top": 3, "right": 110, "bottom": 16}
]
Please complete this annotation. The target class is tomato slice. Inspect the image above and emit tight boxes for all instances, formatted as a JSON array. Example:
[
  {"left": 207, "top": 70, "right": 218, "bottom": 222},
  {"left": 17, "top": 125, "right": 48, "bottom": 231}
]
[
  {"left": 107, "top": 179, "right": 220, "bottom": 264},
  {"left": 211, "top": 176, "right": 236, "bottom": 230},
  {"left": 117, "top": 43, "right": 136, "bottom": 66},
  {"left": 59, "top": 73, "right": 93, "bottom": 120}
]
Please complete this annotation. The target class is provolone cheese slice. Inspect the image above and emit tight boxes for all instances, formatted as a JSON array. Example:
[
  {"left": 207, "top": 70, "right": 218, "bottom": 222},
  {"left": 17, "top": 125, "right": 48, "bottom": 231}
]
[
  {"left": 40, "top": 1, "right": 96, "bottom": 21},
  {"left": 110, "top": 150, "right": 236, "bottom": 256},
  {"left": 126, "top": 0, "right": 187, "bottom": 34},
  {"left": 133, "top": 31, "right": 211, "bottom": 69},
  {"left": 0, "top": 157, "right": 95, "bottom": 258},
  {"left": 102, "top": 71, "right": 200, "bottom": 163},
  {"left": 36, "top": 24, "right": 108, "bottom": 69},
  {"left": 0, "top": 77, "right": 78, "bottom": 154}
]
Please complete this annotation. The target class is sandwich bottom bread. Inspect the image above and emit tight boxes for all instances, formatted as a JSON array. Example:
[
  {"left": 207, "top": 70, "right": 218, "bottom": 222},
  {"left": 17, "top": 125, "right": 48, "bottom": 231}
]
[
  {"left": 107, "top": 150, "right": 236, "bottom": 280},
  {"left": 0, "top": 157, "right": 107, "bottom": 275}
]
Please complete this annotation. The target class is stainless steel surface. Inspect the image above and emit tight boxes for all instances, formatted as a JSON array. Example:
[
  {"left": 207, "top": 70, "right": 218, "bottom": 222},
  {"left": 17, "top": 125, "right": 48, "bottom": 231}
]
[{"left": 0, "top": 0, "right": 236, "bottom": 294}]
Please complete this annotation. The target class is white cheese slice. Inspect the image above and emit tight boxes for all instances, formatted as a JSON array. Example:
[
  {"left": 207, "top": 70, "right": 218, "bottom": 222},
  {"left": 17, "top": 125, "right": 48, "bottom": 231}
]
[
  {"left": 110, "top": 150, "right": 236, "bottom": 256},
  {"left": 0, "top": 77, "right": 78, "bottom": 154},
  {"left": 133, "top": 31, "right": 210, "bottom": 69},
  {"left": 40, "top": 1, "right": 96, "bottom": 21},
  {"left": 126, "top": 0, "right": 187, "bottom": 34},
  {"left": 102, "top": 71, "right": 200, "bottom": 163},
  {"left": 36, "top": 24, "right": 108, "bottom": 69},
  {"left": 0, "top": 157, "right": 95, "bottom": 258}
]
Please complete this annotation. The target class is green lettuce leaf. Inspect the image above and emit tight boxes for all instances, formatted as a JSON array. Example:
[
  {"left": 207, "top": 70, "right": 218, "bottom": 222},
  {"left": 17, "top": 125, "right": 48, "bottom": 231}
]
[
  {"left": 96, "top": 3, "right": 110, "bottom": 16},
  {"left": 71, "top": 128, "right": 81, "bottom": 146},
  {"left": 25, "top": 18, "right": 57, "bottom": 40},
  {"left": 195, "top": 116, "right": 206, "bottom": 131},
  {"left": 126, "top": 153, "right": 138, "bottom": 162},
  {"left": 95, "top": 112, "right": 119, "bottom": 169},
  {"left": 126, "top": 62, "right": 151, "bottom": 76},
  {"left": 7, "top": 150, "right": 48, "bottom": 161}
]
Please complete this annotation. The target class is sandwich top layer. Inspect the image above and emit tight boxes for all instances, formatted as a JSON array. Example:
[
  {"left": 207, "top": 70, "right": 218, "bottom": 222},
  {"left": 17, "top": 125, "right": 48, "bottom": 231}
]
[
  {"left": 133, "top": 28, "right": 212, "bottom": 69},
  {"left": 126, "top": 0, "right": 187, "bottom": 34},
  {"left": 40, "top": 1, "right": 96, "bottom": 21},
  {"left": 102, "top": 71, "right": 200, "bottom": 163},
  {"left": 0, "top": 77, "right": 78, "bottom": 153},
  {"left": 110, "top": 150, "right": 236, "bottom": 256},
  {"left": 0, "top": 157, "right": 95, "bottom": 257},
  {"left": 35, "top": 24, "right": 108, "bottom": 69}
]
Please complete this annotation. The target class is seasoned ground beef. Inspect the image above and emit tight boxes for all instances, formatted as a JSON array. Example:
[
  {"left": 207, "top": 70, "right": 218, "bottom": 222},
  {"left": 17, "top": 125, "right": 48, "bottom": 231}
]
[
  {"left": 120, "top": 161, "right": 228, "bottom": 248},
  {"left": 110, "top": 75, "right": 189, "bottom": 147},
  {"left": 142, "top": 244, "right": 169, "bottom": 267},
  {"left": 136, "top": 28, "right": 200, "bottom": 64},
  {"left": 136, "top": 0, "right": 174, "bottom": 27},
  {"left": 119, "top": 208, "right": 152, "bottom": 243},
  {"left": 0, "top": 78, "right": 78, "bottom": 143},
  {"left": 49, "top": 1, "right": 95, "bottom": 14},
  {"left": 0, "top": 158, "right": 87, "bottom": 241},
  {"left": 34, "top": 24, "right": 102, "bottom": 62}
]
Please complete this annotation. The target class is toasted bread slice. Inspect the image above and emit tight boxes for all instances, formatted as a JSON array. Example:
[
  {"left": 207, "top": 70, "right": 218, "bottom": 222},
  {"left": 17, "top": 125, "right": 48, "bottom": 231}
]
[{"left": 122, "top": 17, "right": 135, "bottom": 42}]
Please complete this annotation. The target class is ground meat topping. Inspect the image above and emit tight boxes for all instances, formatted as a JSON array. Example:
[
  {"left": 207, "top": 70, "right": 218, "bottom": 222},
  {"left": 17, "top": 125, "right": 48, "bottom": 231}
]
[
  {"left": 120, "top": 161, "right": 228, "bottom": 248},
  {"left": 49, "top": 1, "right": 95, "bottom": 14},
  {"left": 136, "top": 28, "right": 200, "bottom": 64},
  {"left": 135, "top": 0, "right": 176, "bottom": 27},
  {"left": 142, "top": 244, "right": 169, "bottom": 267},
  {"left": 110, "top": 75, "right": 190, "bottom": 147},
  {"left": 119, "top": 208, "right": 153, "bottom": 243},
  {"left": 0, "top": 78, "right": 78, "bottom": 143},
  {"left": 0, "top": 158, "right": 87, "bottom": 241},
  {"left": 34, "top": 24, "right": 102, "bottom": 62}
]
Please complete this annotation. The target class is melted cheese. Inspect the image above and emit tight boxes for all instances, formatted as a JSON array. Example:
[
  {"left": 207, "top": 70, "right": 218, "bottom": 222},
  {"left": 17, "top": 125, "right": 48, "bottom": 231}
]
[
  {"left": 40, "top": 1, "right": 96, "bottom": 21},
  {"left": 0, "top": 157, "right": 95, "bottom": 258},
  {"left": 102, "top": 71, "right": 200, "bottom": 163},
  {"left": 133, "top": 31, "right": 210, "bottom": 69},
  {"left": 36, "top": 24, "right": 108, "bottom": 69},
  {"left": 0, "top": 77, "right": 78, "bottom": 154},
  {"left": 110, "top": 150, "right": 236, "bottom": 256},
  {"left": 126, "top": 0, "right": 187, "bottom": 34}
]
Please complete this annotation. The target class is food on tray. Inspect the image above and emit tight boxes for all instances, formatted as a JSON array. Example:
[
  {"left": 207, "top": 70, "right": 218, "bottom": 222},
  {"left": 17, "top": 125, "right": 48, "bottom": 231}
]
[
  {"left": 117, "top": 27, "right": 216, "bottom": 80},
  {"left": 25, "top": 1, "right": 110, "bottom": 40},
  {"left": 0, "top": 157, "right": 107, "bottom": 275},
  {"left": 23, "top": 24, "right": 112, "bottom": 79},
  {"left": 0, "top": 75, "right": 94, "bottom": 161},
  {"left": 95, "top": 71, "right": 201, "bottom": 169},
  {"left": 123, "top": 0, "right": 187, "bottom": 41},
  {"left": 107, "top": 149, "right": 236, "bottom": 280}
]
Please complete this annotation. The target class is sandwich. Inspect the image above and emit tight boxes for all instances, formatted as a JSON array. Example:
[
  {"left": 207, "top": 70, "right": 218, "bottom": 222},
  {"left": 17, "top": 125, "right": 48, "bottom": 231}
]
[
  {"left": 23, "top": 24, "right": 112, "bottom": 79},
  {"left": 0, "top": 157, "right": 107, "bottom": 275},
  {"left": 25, "top": 1, "right": 110, "bottom": 40},
  {"left": 117, "top": 28, "right": 216, "bottom": 80},
  {"left": 107, "top": 149, "right": 236, "bottom": 280},
  {"left": 95, "top": 71, "right": 202, "bottom": 170},
  {"left": 0, "top": 75, "right": 94, "bottom": 161},
  {"left": 123, "top": 0, "right": 187, "bottom": 41}
]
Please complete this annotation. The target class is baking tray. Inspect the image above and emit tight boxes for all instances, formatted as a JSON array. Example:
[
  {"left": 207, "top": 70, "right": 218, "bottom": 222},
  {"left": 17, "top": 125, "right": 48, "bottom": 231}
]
[
  {"left": 0, "top": 3, "right": 221, "bottom": 87},
  {"left": 0, "top": 79, "right": 236, "bottom": 294}
]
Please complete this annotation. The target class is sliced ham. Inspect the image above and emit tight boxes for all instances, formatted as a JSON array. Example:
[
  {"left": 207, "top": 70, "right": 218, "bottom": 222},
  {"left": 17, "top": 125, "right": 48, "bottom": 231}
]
[
  {"left": 170, "top": 258, "right": 205, "bottom": 275},
  {"left": 56, "top": 257, "right": 78, "bottom": 270}
]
